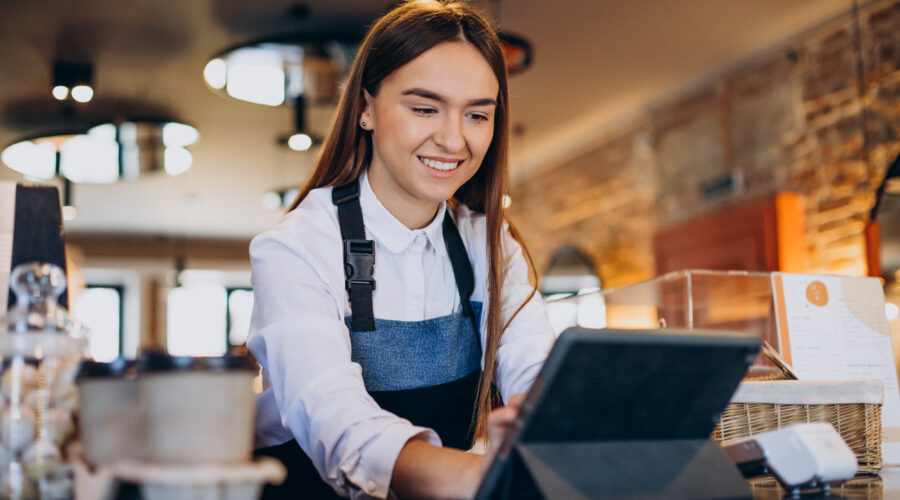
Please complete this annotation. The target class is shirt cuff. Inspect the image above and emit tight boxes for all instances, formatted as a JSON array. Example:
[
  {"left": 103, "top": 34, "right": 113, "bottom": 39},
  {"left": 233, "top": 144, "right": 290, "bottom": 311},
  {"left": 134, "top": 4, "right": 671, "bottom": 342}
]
[{"left": 347, "top": 424, "right": 442, "bottom": 499}]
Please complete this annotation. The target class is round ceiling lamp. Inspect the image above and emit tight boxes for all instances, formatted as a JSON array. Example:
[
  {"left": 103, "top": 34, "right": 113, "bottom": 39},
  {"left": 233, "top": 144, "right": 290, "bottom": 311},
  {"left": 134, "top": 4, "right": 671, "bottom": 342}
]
[
  {"left": 203, "top": 38, "right": 355, "bottom": 108},
  {"left": 2, "top": 120, "right": 199, "bottom": 183},
  {"left": 203, "top": 36, "right": 356, "bottom": 155}
]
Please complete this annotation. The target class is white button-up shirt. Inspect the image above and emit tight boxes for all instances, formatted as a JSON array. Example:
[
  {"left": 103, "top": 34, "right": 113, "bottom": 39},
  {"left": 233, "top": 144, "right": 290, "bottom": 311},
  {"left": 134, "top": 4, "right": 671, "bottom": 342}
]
[{"left": 247, "top": 171, "right": 555, "bottom": 499}]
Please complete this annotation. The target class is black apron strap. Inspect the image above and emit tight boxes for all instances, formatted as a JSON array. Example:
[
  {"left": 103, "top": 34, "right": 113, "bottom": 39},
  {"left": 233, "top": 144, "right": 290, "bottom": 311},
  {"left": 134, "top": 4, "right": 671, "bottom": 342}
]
[
  {"left": 332, "top": 179, "right": 479, "bottom": 334},
  {"left": 442, "top": 213, "right": 479, "bottom": 335},
  {"left": 332, "top": 182, "right": 365, "bottom": 241},
  {"left": 332, "top": 182, "right": 376, "bottom": 331}
]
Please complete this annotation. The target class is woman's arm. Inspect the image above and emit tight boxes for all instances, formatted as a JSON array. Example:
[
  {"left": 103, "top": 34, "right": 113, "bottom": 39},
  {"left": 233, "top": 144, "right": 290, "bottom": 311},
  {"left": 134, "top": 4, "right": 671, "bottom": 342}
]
[
  {"left": 392, "top": 440, "right": 484, "bottom": 499},
  {"left": 390, "top": 394, "right": 526, "bottom": 499}
]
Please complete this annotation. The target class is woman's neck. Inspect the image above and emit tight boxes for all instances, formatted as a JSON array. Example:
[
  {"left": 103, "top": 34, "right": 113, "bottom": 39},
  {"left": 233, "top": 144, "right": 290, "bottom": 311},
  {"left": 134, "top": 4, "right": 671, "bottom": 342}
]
[{"left": 366, "top": 170, "right": 441, "bottom": 230}]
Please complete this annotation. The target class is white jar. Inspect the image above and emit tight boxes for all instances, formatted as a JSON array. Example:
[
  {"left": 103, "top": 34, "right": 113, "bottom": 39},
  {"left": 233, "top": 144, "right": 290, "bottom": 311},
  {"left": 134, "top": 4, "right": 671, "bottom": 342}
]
[
  {"left": 138, "top": 353, "right": 256, "bottom": 464},
  {"left": 76, "top": 359, "right": 140, "bottom": 467}
]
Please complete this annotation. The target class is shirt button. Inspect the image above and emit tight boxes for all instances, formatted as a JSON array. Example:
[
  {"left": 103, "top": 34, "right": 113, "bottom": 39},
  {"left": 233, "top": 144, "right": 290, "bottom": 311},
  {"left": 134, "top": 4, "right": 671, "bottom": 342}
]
[
  {"left": 414, "top": 234, "right": 425, "bottom": 245},
  {"left": 366, "top": 480, "right": 377, "bottom": 494}
]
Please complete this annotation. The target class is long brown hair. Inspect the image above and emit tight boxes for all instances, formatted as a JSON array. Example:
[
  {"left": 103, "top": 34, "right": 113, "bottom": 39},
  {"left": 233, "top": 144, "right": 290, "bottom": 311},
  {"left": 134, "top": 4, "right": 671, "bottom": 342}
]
[{"left": 289, "top": 0, "right": 537, "bottom": 439}]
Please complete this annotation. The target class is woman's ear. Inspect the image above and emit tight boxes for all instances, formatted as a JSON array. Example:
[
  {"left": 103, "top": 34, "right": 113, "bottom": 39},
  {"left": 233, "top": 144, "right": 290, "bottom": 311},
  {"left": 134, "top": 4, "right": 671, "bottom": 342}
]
[{"left": 360, "top": 90, "right": 375, "bottom": 130}]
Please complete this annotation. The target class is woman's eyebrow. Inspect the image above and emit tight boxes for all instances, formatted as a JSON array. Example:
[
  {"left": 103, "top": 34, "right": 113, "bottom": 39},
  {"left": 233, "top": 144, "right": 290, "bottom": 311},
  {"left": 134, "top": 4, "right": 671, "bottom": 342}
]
[{"left": 401, "top": 88, "right": 497, "bottom": 107}]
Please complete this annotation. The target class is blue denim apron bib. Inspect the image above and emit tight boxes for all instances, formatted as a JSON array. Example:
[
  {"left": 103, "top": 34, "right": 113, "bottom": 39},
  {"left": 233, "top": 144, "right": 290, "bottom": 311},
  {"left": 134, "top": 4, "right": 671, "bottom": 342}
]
[{"left": 255, "top": 181, "right": 482, "bottom": 498}]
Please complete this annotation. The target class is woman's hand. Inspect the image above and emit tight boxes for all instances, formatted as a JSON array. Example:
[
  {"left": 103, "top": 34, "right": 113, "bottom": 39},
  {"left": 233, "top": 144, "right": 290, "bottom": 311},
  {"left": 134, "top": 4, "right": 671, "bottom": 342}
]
[
  {"left": 390, "top": 394, "right": 527, "bottom": 499},
  {"left": 484, "top": 393, "right": 526, "bottom": 466}
]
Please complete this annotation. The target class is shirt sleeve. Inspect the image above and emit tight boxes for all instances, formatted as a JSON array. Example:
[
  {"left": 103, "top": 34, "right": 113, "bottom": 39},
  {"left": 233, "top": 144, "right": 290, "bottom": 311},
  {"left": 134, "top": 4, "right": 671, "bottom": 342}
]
[
  {"left": 247, "top": 211, "right": 440, "bottom": 499},
  {"left": 494, "top": 225, "right": 557, "bottom": 404}
]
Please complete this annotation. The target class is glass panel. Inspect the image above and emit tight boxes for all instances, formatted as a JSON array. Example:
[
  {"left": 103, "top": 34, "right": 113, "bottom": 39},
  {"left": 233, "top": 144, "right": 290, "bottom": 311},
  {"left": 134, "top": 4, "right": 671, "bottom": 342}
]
[
  {"left": 74, "top": 287, "right": 121, "bottom": 362},
  {"left": 228, "top": 289, "right": 254, "bottom": 346},
  {"left": 167, "top": 285, "right": 227, "bottom": 356}
]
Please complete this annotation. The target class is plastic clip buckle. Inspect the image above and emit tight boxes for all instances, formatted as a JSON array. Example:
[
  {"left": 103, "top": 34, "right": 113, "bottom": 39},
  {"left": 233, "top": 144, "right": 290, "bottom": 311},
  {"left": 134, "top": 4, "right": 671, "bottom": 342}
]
[{"left": 344, "top": 239, "right": 375, "bottom": 291}]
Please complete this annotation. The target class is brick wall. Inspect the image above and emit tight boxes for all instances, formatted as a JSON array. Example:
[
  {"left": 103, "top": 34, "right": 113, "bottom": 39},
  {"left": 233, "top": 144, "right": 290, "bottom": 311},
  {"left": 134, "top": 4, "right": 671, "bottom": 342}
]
[{"left": 509, "top": 0, "right": 900, "bottom": 286}]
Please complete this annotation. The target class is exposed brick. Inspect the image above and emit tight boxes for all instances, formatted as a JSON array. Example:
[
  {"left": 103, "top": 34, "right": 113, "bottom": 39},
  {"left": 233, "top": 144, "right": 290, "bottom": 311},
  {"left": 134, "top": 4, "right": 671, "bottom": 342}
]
[{"left": 509, "top": 0, "right": 900, "bottom": 287}]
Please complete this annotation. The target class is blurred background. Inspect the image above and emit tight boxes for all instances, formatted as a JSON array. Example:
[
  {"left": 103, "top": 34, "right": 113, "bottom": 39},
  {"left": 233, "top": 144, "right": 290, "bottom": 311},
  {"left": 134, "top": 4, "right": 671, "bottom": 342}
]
[{"left": 1, "top": 0, "right": 898, "bottom": 360}]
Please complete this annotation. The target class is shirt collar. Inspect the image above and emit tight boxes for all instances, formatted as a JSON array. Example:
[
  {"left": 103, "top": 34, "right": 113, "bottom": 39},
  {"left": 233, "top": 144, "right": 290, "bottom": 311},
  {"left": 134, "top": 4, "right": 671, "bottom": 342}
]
[{"left": 358, "top": 170, "right": 448, "bottom": 256}]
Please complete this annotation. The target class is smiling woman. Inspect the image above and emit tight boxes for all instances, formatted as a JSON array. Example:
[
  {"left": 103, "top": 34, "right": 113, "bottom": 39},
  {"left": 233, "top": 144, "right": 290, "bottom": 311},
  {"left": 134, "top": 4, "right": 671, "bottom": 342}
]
[{"left": 247, "top": 2, "right": 556, "bottom": 499}]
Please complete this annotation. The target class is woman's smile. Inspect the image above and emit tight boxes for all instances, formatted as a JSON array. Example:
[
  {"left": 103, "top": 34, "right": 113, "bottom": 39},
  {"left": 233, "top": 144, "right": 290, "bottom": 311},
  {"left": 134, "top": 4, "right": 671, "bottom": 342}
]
[{"left": 418, "top": 155, "right": 464, "bottom": 176}]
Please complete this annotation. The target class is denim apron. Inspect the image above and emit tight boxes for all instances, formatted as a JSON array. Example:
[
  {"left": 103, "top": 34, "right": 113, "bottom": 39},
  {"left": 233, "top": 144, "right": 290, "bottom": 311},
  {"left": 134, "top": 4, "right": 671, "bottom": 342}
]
[{"left": 255, "top": 181, "right": 482, "bottom": 498}]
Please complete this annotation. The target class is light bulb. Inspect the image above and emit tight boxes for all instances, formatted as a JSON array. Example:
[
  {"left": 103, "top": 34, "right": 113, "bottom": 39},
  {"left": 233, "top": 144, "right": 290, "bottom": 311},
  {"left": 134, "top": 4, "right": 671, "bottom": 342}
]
[
  {"left": 51, "top": 86, "right": 69, "bottom": 100},
  {"left": 203, "top": 58, "right": 227, "bottom": 90},
  {"left": 70, "top": 85, "right": 93, "bottom": 103},
  {"left": 288, "top": 133, "right": 312, "bottom": 151}
]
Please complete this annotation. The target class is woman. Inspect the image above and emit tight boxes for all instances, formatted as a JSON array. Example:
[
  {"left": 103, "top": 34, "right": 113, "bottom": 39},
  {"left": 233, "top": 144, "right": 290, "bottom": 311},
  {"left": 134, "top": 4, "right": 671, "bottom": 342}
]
[{"left": 248, "top": 1, "right": 556, "bottom": 498}]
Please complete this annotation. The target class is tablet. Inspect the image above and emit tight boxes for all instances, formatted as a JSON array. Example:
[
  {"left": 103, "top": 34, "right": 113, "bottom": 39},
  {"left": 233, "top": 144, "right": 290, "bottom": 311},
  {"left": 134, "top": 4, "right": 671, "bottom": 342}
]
[{"left": 476, "top": 327, "right": 761, "bottom": 499}]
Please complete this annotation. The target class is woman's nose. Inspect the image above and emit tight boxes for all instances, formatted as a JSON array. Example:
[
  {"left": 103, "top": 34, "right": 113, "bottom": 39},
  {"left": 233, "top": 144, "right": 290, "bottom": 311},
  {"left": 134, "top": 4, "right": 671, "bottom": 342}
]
[{"left": 434, "top": 115, "right": 465, "bottom": 152}]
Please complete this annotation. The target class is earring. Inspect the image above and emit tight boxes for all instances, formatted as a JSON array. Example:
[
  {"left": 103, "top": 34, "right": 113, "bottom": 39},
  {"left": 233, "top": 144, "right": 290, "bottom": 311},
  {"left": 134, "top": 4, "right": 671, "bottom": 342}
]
[{"left": 361, "top": 121, "right": 367, "bottom": 128}]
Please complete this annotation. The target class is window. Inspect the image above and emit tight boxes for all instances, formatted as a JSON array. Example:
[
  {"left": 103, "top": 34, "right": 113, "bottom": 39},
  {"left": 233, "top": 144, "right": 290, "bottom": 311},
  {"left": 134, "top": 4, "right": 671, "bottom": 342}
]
[
  {"left": 227, "top": 288, "right": 253, "bottom": 346},
  {"left": 166, "top": 281, "right": 254, "bottom": 356},
  {"left": 73, "top": 285, "right": 123, "bottom": 362},
  {"left": 167, "top": 285, "right": 228, "bottom": 356},
  {"left": 540, "top": 245, "right": 606, "bottom": 334}
]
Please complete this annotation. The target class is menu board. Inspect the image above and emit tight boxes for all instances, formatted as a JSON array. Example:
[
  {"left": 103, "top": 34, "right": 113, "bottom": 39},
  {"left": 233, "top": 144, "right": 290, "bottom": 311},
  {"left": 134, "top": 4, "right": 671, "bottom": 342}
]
[
  {"left": 0, "top": 183, "right": 14, "bottom": 314},
  {"left": 772, "top": 273, "right": 900, "bottom": 463}
]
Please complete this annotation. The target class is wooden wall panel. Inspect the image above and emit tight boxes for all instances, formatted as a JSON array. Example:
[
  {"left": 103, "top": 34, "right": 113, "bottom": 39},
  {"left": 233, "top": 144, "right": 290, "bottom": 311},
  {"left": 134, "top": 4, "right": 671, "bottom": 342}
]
[{"left": 654, "top": 192, "right": 807, "bottom": 275}]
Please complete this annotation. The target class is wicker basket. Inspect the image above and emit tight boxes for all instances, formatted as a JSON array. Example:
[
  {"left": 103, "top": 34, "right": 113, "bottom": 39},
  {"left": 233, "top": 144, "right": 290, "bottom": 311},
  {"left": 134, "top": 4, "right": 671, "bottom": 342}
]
[
  {"left": 747, "top": 476, "right": 882, "bottom": 500},
  {"left": 712, "top": 379, "right": 883, "bottom": 475}
]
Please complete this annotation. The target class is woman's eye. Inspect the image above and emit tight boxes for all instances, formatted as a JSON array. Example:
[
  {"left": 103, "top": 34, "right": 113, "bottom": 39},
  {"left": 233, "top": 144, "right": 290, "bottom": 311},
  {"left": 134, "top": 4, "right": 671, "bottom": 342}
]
[
  {"left": 468, "top": 113, "right": 490, "bottom": 123},
  {"left": 412, "top": 107, "right": 437, "bottom": 116}
]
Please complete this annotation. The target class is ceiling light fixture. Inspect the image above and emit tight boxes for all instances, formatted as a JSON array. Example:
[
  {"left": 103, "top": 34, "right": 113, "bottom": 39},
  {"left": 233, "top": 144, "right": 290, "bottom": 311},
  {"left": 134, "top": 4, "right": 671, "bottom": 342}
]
[
  {"left": 486, "top": 0, "right": 535, "bottom": 75},
  {"left": 205, "top": 35, "right": 355, "bottom": 154},
  {"left": 498, "top": 32, "right": 533, "bottom": 75},
  {"left": 52, "top": 86, "right": 69, "bottom": 101},
  {"left": 52, "top": 61, "right": 94, "bottom": 103},
  {"left": 70, "top": 85, "right": 94, "bottom": 103},
  {"left": 277, "top": 95, "right": 320, "bottom": 152},
  {"left": 203, "top": 38, "right": 354, "bottom": 108},
  {"left": 2, "top": 120, "right": 199, "bottom": 183},
  {"left": 287, "top": 133, "right": 313, "bottom": 152}
]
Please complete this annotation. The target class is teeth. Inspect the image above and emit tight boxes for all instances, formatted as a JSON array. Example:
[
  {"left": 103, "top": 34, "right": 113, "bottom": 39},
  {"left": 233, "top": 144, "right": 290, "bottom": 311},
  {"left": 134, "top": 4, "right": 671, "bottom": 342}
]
[{"left": 420, "top": 157, "right": 460, "bottom": 171}]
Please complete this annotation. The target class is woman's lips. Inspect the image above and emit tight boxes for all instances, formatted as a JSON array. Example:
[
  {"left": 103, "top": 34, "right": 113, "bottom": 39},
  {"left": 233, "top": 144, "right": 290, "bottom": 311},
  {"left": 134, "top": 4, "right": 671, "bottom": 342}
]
[{"left": 418, "top": 156, "right": 462, "bottom": 171}]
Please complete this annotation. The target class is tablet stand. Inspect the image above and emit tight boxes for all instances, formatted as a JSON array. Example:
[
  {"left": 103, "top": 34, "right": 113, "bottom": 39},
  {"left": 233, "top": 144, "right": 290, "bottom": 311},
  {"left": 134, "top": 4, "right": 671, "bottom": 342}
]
[{"left": 486, "top": 438, "right": 751, "bottom": 499}]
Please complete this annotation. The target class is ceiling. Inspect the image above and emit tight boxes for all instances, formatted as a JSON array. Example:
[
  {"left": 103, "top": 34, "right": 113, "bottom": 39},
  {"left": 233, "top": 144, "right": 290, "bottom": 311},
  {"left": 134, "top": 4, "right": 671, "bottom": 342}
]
[{"left": 0, "top": 0, "right": 858, "bottom": 239}]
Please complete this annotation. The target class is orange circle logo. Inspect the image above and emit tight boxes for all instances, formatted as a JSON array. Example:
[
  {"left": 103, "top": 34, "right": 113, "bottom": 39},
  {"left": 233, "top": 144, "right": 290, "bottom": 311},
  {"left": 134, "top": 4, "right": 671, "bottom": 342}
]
[{"left": 806, "top": 281, "right": 829, "bottom": 307}]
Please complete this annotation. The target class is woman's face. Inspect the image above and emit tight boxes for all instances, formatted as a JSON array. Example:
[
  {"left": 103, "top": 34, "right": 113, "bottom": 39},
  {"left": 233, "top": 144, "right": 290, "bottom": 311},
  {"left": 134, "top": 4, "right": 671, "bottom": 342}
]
[{"left": 362, "top": 40, "right": 499, "bottom": 228}]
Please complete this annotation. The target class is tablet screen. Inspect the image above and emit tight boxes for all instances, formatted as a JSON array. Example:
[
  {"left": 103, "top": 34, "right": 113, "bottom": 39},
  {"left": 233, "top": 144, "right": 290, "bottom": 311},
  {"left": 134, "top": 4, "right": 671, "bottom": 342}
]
[{"left": 518, "top": 328, "right": 760, "bottom": 443}]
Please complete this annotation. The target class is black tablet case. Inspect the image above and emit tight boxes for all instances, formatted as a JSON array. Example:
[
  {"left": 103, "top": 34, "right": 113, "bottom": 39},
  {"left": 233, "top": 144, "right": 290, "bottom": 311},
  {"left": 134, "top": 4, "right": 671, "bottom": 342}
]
[{"left": 476, "top": 328, "right": 761, "bottom": 500}]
